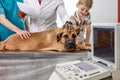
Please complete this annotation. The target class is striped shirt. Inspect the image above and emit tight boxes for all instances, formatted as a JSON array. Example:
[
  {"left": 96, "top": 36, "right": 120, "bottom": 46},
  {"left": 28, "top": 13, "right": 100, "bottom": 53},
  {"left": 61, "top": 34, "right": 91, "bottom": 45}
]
[{"left": 69, "top": 11, "right": 91, "bottom": 45}]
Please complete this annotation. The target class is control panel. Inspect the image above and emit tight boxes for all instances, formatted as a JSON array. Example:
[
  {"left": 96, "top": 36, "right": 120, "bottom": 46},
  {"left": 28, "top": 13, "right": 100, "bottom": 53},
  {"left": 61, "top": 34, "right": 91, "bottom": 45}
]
[{"left": 55, "top": 61, "right": 109, "bottom": 80}]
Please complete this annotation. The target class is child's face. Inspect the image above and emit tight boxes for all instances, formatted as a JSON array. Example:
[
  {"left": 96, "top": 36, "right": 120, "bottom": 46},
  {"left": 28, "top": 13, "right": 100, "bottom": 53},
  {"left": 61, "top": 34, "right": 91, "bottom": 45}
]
[{"left": 76, "top": 2, "right": 89, "bottom": 17}]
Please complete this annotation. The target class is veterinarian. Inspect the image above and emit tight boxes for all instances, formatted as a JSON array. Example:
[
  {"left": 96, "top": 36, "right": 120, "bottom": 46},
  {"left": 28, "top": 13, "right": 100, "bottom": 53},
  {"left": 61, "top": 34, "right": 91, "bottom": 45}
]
[
  {"left": 18, "top": 0, "right": 70, "bottom": 32},
  {"left": 69, "top": 0, "right": 93, "bottom": 46},
  {"left": 0, "top": 0, "right": 31, "bottom": 41}
]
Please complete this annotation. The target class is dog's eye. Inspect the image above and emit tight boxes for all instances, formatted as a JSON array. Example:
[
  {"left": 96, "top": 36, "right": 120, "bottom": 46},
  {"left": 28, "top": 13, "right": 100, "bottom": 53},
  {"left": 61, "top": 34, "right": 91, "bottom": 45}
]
[
  {"left": 72, "top": 34, "right": 76, "bottom": 39},
  {"left": 63, "top": 34, "right": 68, "bottom": 39}
]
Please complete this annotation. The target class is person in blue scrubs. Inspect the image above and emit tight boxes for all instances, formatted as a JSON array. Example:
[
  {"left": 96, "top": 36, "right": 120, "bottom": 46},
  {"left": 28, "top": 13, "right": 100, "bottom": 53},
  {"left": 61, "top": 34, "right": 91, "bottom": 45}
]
[{"left": 0, "top": 0, "right": 31, "bottom": 41}]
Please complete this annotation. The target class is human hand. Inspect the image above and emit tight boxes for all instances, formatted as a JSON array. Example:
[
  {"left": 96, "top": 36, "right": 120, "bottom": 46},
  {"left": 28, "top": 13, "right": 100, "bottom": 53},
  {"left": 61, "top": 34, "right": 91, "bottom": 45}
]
[
  {"left": 85, "top": 42, "right": 91, "bottom": 46},
  {"left": 63, "top": 21, "right": 74, "bottom": 31},
  {"left": 17, "top": 11, "right": 27, "bottom": 19},
  {"left": 16, "top": 30, "right": 31, "bottom": 39}
]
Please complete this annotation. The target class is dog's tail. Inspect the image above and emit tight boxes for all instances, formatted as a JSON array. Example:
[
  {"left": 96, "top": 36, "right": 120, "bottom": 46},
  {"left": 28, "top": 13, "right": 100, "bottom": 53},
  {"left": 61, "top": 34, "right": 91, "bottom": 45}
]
[{"left": 0, "top": 41, "right": 5, "bottom": 50}]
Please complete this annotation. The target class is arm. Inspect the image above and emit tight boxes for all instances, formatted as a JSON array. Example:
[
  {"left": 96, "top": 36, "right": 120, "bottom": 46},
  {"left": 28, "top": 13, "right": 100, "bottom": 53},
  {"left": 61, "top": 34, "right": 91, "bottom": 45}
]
[
  {"left": 57, "top": 0, "right": 69, "bottom": 24},
  {"left": 0, "top": 14, "right": 31, "bottom": 39},
  {"left": 84, "top": 13, "right": 92, "bottom": 46},
  {"left": 85, "top": 24, "right": 91, "bottom": 46}
]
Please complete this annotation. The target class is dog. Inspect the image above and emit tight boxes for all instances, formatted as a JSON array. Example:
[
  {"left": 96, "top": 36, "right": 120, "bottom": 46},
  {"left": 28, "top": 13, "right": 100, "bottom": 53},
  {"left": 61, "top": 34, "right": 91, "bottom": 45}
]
[{"left": 0, "top": 23, "right": 91, "bottom": 52}]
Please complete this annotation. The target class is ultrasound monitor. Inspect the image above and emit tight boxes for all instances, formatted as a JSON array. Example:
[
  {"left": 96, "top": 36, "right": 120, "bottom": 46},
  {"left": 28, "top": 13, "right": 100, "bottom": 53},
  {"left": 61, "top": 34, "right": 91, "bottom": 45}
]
[
  {"left": 93, "top": 27, "right": 114, "bottom": 63},
  {"left": 92, "top": 23, "right": 120, "bottom": 70}
]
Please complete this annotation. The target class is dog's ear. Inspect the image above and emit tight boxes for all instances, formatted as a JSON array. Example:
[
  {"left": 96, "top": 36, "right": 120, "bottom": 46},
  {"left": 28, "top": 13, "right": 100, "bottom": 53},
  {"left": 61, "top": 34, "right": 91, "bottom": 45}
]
[
  {"left": 57, "top": 32, "right": 63, "bottom": 42},
  {"left": 76, "top": 28, "right": 80, "bottom": 35}
]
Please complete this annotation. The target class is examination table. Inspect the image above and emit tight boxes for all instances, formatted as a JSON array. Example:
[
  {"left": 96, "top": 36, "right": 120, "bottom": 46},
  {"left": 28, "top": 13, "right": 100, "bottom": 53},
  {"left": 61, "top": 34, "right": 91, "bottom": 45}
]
[{"left": 0, "top": 51, "right": 88, "bottom": 80}]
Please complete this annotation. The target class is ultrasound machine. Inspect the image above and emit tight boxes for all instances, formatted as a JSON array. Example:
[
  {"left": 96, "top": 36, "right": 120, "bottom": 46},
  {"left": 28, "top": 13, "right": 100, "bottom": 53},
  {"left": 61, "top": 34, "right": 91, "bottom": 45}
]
[{"left": 49, "top": 23, "right": 120, "bottom": 80}]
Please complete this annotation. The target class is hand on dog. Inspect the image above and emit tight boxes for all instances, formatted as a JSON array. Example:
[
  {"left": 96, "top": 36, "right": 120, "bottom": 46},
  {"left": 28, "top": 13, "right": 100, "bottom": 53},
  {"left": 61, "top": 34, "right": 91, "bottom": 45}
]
[
  {"left": 63, "top": 21, "right": 74, "bottom": 31},
  {"left": 17, "top": 11, "right": 27, "bottom": 19},
  {"left": 85, "top": 42, "right": 91, "bottom": 46},
  {"left": 16, "top": 29, "right": 31, "bottom": 39},
  {"left": 85, "top": 42, "right": 91, "bottom": 51}
]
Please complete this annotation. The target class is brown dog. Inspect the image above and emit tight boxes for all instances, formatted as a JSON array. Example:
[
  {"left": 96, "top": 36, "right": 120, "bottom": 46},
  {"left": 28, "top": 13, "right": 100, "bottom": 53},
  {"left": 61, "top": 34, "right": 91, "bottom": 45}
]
[{"left": 0, "top": 23, "right": 91, "bottom": 52}]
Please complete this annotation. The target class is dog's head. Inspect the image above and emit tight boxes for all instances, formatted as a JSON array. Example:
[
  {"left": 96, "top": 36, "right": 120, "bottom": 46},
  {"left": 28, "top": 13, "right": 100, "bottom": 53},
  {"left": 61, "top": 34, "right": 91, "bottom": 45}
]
[{"left": 57, "top": 22, "right": 80, "bottom": 51}]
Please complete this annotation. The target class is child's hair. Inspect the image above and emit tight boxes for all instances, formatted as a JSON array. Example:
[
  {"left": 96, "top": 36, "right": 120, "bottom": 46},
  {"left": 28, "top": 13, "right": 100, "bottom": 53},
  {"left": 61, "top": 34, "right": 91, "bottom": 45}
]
[{"left": 78, "top": 0, "right": 93, "bottom": 9}]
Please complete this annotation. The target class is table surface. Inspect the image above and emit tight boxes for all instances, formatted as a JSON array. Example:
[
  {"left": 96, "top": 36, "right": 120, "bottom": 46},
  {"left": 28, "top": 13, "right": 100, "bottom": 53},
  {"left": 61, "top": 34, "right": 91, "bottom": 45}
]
[{"left": 0, "top": 51, "right": 89, "bottom": 59}]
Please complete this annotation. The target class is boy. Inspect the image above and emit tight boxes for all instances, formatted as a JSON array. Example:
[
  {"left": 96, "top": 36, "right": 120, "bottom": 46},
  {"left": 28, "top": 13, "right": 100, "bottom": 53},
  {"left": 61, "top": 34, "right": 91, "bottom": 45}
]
[{"left": 69, "top": 0, "right": 93, "bottom": 46}]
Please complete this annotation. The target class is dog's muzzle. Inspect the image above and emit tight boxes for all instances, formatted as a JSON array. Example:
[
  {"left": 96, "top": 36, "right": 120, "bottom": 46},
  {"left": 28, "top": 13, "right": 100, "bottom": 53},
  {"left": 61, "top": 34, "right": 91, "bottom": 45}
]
[{"left": 64, "top": 40, "right": 76, "bottom": 49}]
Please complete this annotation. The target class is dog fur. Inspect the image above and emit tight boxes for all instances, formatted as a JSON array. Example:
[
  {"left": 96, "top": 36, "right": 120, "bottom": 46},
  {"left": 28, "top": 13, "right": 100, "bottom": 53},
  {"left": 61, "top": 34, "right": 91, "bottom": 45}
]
[{"left": 0, "top": 23, "right": 91, "bottom": 52}]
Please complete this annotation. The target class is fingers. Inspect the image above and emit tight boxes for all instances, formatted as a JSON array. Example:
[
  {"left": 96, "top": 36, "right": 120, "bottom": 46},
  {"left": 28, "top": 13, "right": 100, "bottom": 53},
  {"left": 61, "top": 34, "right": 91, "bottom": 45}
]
[
  {"left": 22, "top": 32, "right": 31, "bottom": 39},
  {"left": 63, "top": 21, "right": 74, "bottom": 31},
  {"left": 17, "top": 30, "right": 31, "bottom": 39},
  {"left": 85, "top": 42, "right": 91, "bottom": 46}
]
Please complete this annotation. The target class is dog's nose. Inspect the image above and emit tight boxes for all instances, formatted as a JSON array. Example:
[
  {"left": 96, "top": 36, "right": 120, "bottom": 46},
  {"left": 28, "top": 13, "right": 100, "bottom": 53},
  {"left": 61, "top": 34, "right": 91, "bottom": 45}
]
[
  {"left": 68, "top": 41, "right": 74, "bottom": 46},
  {"left": 65, "top": 40, "right": 76, "bottom": 49}
]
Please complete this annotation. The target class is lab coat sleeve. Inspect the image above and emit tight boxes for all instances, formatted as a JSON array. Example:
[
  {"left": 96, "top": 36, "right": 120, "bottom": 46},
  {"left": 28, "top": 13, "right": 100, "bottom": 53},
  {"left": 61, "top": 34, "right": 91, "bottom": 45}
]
[{"left": 57, "top": 0, "right": 69, "bottom": 25}]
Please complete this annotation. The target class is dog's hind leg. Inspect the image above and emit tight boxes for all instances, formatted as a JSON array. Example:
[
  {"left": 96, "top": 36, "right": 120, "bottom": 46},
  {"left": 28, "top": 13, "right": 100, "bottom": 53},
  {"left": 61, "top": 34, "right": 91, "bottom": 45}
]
[{"left": 0, "top": 41, "right": 5, "bottom": 51}]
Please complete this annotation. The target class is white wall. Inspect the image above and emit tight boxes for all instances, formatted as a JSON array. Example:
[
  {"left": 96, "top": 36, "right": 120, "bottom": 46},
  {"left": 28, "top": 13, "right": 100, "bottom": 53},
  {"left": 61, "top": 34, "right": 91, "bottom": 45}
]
[
  {"left": 57, "top": 0, "right": 118, "bottom": 27},
  {"left": 90, "top": 0, "right": 118, "bottom": 23},
  {"left": 57, "top": 0, "right": 78, "bottom": 27}
]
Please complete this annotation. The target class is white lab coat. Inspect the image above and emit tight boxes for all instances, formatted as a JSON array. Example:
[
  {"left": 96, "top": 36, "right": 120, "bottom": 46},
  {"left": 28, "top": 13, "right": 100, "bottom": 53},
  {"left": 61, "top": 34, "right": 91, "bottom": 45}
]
[{"left": 28, "top": 0, "right": 69, "bottom": 32}]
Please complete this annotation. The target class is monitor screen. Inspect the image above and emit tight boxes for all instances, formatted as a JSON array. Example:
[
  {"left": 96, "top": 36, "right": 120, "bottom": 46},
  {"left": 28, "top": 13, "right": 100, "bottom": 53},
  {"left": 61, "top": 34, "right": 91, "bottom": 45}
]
[
  {"left": 93, "top": 27, "right": 115, "bottom": 63},
  {"left": 74, "top": 62, "right": 98, "bottom": 72}
]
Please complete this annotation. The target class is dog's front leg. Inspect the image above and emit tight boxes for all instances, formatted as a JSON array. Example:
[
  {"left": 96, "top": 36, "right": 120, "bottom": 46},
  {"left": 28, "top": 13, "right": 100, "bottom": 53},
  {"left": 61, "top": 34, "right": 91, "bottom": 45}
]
[
  {"left": 38, "top": 48, "right": 57, "bottom": 51},
  {"left": 38, "top": 47, "right": 65, "bottom": 52},
  {"left": 37, "top": 47, "right": 61, "bottom": 52}
]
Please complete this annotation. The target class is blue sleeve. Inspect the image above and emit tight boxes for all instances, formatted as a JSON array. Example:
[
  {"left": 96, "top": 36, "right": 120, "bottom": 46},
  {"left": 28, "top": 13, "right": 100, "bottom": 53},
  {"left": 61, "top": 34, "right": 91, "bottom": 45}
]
[
  {"left": 0, "top": 2, "right": 5, "bottom": 14},
  {"left": 17, "top": 0, "right": 23, "bottom": 3}
]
